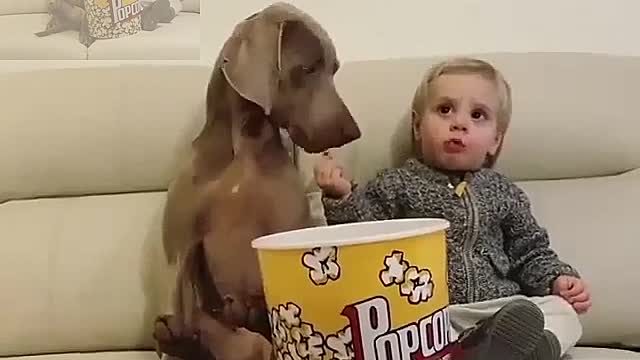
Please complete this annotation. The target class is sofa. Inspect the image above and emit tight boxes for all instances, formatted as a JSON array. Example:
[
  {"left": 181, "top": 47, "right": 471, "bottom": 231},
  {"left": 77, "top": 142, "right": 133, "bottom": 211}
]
[
  {"left": 0, "top": 0, "right": 199, "bottom": 60},
  {"left": 0, "top": 52, "right": 638, "bottom": 360}
]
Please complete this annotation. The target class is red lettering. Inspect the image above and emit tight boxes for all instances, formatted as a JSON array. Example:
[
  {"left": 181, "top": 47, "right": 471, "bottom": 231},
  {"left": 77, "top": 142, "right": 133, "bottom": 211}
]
[{"left": 341, "top": 298, "right": 455, "bottom": 360}]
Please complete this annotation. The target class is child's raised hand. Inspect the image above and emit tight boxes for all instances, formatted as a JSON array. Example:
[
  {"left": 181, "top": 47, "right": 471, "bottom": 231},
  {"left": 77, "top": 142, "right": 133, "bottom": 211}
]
[
  {"left": 314, "top": 152, "right": 352, "bottom": 199},
  {"left": 552, "top": 275, "right": 592, "bottom": 314}
]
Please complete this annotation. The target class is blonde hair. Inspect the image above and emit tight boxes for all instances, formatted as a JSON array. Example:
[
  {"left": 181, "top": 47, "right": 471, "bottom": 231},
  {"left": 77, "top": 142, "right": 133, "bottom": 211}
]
[{"left": 410, "top": 57, "right": 513, "bottom": 167}]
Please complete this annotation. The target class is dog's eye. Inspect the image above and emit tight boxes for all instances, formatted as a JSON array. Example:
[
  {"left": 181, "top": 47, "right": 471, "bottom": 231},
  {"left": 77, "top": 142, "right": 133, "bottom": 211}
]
[
  {"left": 301, "top": 58, "right": 324, "bottom": 75},
  {"left": 301, "top": 64, "right": 316, "bottom": 74}
]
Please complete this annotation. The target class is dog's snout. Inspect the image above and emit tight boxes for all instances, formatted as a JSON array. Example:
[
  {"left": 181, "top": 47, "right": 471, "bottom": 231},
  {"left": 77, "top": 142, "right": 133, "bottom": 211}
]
[
  {"left": 287, "top": 123, "right": 309, "bottom": 148},
  {"left": 333, "top": 102, "right": 360, "bottom": 144},
  {"left": 341, "top": 117, "right": 361, "bottom": 142},
  {"left": 284, "top": 82, "right": 360, "bottom": 153}
]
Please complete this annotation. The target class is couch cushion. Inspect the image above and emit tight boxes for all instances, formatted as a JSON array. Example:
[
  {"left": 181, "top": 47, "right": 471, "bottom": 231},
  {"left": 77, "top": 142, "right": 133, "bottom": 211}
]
[
  {"left": 0, "top": 193, "right": 174, "bottom": 356},
  {"left": 0, "top": 63, "right": 210, "bottom": 203},
  {"left": 87, "top": 12, "right": 199, "bottom": 60},
  {"left": 0, "top": 14, "right": 87, "bottom": 60},
  {"left": 182, "top": 0, "right": 199, "bottom": 13},
  {"left": 8, "top": 351, "right": 157, "bottom": 360},
  {"left": 566, "top": 347, "right": 640, "bottom": 359},
  {"left": 517, "top": 169, "right": 640, "bottom": 348},
  {"left": 0, "top": 0, "right": 47, "bottom": 15}
]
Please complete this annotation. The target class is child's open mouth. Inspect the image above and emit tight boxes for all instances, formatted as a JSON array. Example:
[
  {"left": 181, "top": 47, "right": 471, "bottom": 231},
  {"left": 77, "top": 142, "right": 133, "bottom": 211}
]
[{"left": 443, "top": 138, "right": 466, "bottom": 153}]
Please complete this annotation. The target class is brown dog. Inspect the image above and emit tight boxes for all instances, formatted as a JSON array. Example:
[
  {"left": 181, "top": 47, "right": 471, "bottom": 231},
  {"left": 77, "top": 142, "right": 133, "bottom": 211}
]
[
  {"left": 35, "top": 0, "right": 95, "bottom": 47},
  {"left": 154, "top": 2, "right": 360, "bottom": 360}
]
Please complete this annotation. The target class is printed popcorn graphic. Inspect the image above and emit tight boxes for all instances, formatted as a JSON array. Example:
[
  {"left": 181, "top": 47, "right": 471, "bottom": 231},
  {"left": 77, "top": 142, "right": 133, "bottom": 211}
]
[
  {"left": 379, "top": 250, "right": 409, "bottom": 286},
  {"left": 325, "top": 326, "right": 354, "bottom": 360},
  {"left": 379, "top": 250, "right": 435, "bottom": 304},
  {"left": 400, "top": 266, "right": 435, "bottom": 304},
  {"left": 302, "top": 246, "right": 341, "bottom": 286},
  {"left": 269, "top": 302, "right": 355, "bottom": 360},
  {"left": 269, "top": 302, "right": 325, "bottom": 360}
]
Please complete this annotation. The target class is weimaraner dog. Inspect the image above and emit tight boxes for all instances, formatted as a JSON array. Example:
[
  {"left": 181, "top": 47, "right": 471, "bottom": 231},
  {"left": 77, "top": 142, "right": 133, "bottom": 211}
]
[{"left": 153, "top": 2, "right": 361, "bottom": 360}]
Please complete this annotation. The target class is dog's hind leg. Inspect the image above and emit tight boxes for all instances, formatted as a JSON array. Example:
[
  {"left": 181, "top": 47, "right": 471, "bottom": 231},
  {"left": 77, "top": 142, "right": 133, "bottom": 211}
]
[
  {"left": 154, "top": 242, "right": 206, "bottom": 359},
  {"left": 35, "top": 18, "right": 67, "bottom": 37}
]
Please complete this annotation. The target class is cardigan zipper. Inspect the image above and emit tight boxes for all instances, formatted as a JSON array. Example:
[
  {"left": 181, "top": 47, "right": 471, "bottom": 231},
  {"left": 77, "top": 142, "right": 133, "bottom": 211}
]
[{"left": 457, "top": 175, "right": 480, "bottom": 303}]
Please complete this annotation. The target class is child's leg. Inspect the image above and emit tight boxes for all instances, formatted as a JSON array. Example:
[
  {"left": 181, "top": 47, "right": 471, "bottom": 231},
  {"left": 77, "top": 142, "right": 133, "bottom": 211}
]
[
  {"left": 527, "top": 295, "right": 583, "bottom": 356},
  {"left": 449, "top": 296, "right": 521, "bottom": 340},
  {"left": 450, "top": 295, "right": 582, "bottom": 359},
  {"left": 450, "top": 297, "right": 545, "bottom": 360}
]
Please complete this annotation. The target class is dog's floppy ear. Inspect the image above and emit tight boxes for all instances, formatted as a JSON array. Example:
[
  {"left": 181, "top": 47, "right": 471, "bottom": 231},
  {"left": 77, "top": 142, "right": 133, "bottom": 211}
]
[
  {"left": 277, "top": 18, "right": 325, "bottom": 69},
  {"left": 220, "top": 15, "right": 283, "bottom": 116}
]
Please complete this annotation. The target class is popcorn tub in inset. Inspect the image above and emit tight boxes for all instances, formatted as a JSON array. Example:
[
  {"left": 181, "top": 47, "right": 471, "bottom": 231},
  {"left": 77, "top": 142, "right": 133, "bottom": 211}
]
[
  {"left": 85, "top": 0, "right": 142, "bottom": 39},
  {"left": 251, "top": 218, "right": 454, "bottom": 360}
]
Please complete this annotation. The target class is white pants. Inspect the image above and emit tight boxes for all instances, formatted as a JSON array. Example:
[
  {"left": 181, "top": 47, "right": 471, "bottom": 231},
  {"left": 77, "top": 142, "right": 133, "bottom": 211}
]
[{"left": 449, "top": 295, "right": 583, "bottom": 356}]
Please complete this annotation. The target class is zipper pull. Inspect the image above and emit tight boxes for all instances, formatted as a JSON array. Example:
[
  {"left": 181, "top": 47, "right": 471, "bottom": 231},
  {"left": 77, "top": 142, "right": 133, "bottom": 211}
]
[{"left": 455, "top": 181, "right": 467, "bottom": 197}]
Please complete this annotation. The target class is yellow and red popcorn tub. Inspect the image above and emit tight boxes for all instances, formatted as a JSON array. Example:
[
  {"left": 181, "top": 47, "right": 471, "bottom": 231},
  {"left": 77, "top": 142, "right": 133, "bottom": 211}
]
[
  {"left": 251, "top": 218, "right": 459, "bottom": 360},
  {"left": 85, "top": 0, "right": 143, "bottom": 39}
]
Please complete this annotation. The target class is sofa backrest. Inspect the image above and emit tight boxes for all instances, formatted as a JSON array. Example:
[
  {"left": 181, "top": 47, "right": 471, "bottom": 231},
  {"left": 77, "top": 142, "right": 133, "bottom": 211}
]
[
  {"left": 182, "top": 0, "right": 199, "bottom": 13},
  {"left": 0, "top": 63, "right": 211, "bottom": 356},
  {"left": 0, "top": 0, "right": 47, "bottom": 15},
  {"left": 0, "top": 65, "right": 210, "bottom": 203},
  {"left": 0, "top": 0, "right": 199, "bottom": 15},
  {"left": 299, "top": 52, "right": 640, "bottom": 348}
]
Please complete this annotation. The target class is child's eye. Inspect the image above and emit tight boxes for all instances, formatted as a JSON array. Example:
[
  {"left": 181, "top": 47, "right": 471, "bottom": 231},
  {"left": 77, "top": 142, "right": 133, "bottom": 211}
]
[
  {"left": 438, "top": 105, "right": 452, "bottom": 115},
  {"left": 471, "top": 110, "right": 487, "bottom": 120}
]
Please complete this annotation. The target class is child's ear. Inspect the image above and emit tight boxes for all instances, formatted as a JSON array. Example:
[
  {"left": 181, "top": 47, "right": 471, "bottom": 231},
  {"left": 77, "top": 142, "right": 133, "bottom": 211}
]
[
  {"left": 411, "top": 110, "right": 421, "bottom": 141},
  {"left": 488, "top": 132, "right": 503, "bottom": 156}
]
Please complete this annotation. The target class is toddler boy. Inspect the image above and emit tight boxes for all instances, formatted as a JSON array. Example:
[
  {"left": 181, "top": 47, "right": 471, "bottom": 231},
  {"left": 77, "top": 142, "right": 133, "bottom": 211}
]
[{"left": 315, "top": 57, "right": 591, "bottom": 360}]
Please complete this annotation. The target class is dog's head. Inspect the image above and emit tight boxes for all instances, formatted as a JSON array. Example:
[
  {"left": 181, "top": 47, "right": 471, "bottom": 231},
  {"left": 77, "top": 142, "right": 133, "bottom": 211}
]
[
  {"left": 218, "top": 2, "right": 360, "bottom": 153},
  {"left": 47, "top": 0, "right": 61, "bottom": 12}
]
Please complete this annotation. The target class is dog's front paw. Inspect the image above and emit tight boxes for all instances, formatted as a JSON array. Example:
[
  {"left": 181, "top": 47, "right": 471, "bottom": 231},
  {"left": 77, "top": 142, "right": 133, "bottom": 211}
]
[{"left": 153, "top": 314, "right": 211, "bottom": 360}]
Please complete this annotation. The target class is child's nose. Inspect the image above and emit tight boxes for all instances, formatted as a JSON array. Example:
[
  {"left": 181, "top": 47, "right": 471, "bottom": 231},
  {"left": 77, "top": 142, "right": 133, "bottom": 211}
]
[
  {"left": 450, "top": 114, "right": 470, "bottom": 133},
  {"left": 449, "top": 122, "right": 468, "bottom": 133}
]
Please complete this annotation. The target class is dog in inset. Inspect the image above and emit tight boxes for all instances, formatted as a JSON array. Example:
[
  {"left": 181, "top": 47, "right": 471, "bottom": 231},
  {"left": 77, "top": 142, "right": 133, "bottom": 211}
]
[
  {"left": 153, "top": 2, "right": 361, "bottom": 360},
  {"left": 35, "top": 0, "right": 95, "bottom": 47}
]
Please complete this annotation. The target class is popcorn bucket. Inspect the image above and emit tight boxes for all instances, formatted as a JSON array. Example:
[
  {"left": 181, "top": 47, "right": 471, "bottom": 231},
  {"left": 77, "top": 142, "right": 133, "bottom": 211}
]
[
  {"left": 85, "top": 0, "right": 143, "bottom": 39},
  {"left": 251, "top": 218, "right": 455, "bottom": 360}
]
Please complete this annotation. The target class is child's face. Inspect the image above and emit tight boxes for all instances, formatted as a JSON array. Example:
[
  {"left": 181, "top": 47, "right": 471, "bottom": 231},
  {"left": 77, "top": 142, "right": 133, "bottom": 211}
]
[{"left": 414, "top": 73, "right": 502, "bottom": 171}]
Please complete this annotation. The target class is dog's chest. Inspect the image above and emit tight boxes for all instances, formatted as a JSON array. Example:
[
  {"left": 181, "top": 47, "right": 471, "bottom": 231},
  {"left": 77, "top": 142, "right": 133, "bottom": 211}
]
[
  {"left": 207, "top": 157, "right": 309, "bottom": 247},
  {"left": 204, "top": 160, "right": 309, "bottom": 301}
]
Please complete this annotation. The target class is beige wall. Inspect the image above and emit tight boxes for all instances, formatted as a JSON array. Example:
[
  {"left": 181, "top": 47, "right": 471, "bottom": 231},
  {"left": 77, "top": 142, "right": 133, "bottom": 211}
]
[{"left": 202, "top": 0, "right": 640, "bottom": 63}]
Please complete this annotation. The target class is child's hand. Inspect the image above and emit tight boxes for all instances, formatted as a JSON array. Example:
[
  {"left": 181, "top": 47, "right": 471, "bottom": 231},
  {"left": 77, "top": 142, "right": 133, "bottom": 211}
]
[
  {"left": 314, "top": 152, "right": 352, "bottom": 199},
  {"left": 552, "top": 275, "right": 592, "bottom": 314}
]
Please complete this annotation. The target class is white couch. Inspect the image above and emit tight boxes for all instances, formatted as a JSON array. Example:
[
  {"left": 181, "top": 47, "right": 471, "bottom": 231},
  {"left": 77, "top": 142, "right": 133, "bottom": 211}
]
[
  {"left": 0, "top": 0, "right": 199, "bottom": 60},
  {"left": 1, "top": 52, "right": 639, "bottom": 360}
]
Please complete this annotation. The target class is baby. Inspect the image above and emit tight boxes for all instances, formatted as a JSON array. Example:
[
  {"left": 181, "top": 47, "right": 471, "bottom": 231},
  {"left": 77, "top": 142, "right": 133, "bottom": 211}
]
[{"left": 314, "top": 57, "right": 592, "bottom": 360}]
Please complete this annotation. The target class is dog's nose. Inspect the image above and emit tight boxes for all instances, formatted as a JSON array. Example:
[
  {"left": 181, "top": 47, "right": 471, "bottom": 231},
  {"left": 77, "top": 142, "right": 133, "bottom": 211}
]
[{"left": 341, "top": 119, "right": 361, "bottom": 142}]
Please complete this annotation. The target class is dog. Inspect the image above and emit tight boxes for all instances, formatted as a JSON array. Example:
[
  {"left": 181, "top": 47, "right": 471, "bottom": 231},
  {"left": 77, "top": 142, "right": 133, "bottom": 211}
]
[
  {"left": 35, "top": 0, "right": 95, "bottom": 47},
  {"left": 153, "top": 2, "right": 361, "bottom": 360}
]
